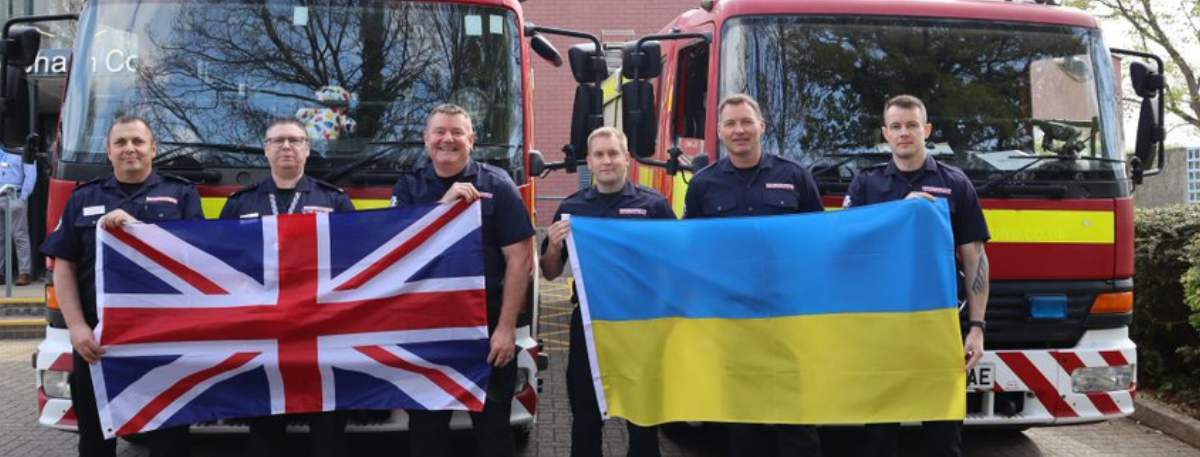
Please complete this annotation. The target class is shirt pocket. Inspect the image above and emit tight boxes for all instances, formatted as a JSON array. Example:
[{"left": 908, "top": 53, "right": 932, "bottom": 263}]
[
  {"left": 702, "top": 194, "right": 738, "bottom": 215},
  {"left": 74, "top": 214, "right": 101, "bottom": 229},
  {"left": 142, "top": 201, "right": 182, "bottom": 221},
  {"left": 763, "top": 190, "right": 799, "bottom": 211}
]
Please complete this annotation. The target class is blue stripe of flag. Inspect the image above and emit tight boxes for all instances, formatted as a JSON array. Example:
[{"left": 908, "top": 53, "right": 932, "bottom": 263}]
[{"left": 572, "top": 198, "right": 958, "bottom": 321}]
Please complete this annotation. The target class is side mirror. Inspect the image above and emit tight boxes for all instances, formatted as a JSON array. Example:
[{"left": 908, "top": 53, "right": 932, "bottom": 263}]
[
  {"left": 689, "top": 153, "right": 710, "bottom": 172},
  {"left": 568, "top": 43, "right": 608, "bottom": 84},
  {"left": 2, "top": 64, "right": 30, "bottom": 147},
  {"left": 2, "top": 26, "right": 42, "bottom": 67},
  {"left": 529, "top": 150, "right": 546, "bottom": 177},
  {"left": 1129, "top": 61, "right": 1166, "bottom": 181},
  {"left": 529, "top": 33, "right": 562, "bottom": 67},
  {"left": 621, "top": 40, "right": 662, "bottom": 79},
  {"left": 621, "top": 80, "right": 657, "bottom": 158}
]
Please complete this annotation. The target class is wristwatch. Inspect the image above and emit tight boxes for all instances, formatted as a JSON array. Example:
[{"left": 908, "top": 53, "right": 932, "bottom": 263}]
[{"left": 968, "top": 320, "right": 987, "bottom": 332}]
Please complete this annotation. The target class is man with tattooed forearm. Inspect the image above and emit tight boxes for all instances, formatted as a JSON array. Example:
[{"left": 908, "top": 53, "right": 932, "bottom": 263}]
[{"left": 843, "top": 94, "right": 991, "bottom": 457}]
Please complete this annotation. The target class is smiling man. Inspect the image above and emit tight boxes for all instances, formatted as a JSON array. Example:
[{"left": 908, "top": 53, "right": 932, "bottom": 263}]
[
  {"left": 391, "top": 104, "right": 534, "bottom": 457},
  {"left": 41, "top": 115, "right": 203, "bottom": 457},
  {"left": 540, "top": 126, "right": 673, "bottom": 457},
  {"left": 683, "top": 94, "right": 824, "bottom": 457}
]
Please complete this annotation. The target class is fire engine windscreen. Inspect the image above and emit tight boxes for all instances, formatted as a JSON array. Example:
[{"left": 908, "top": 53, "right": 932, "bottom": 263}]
[
  {"left": 58, "top": 0, "right": 525, "bottom": 183},
  {"left": 719, "top": 16, "right": 1124, "bottom": 192}
]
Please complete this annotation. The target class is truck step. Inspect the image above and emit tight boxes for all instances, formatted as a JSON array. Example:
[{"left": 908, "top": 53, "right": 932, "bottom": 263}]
[
  {"left": 0, "top": 299, "right": 45, "bottom": 318},
  {"left": 0, "top": 315, "right": 45, "bottom": 339}
]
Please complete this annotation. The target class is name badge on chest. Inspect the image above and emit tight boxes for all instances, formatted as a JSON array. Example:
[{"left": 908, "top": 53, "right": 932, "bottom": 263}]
[{"left": 921, "top": 186, "right": 952, "bottom": 196}]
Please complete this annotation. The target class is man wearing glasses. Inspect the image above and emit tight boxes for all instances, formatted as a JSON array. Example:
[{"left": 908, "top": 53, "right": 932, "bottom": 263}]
[
  {"left": 220, "top": 116, "right": 354, "bottom": 219},
  {"left": 219, "top": 116, "right": 354, "bottom": 457}
]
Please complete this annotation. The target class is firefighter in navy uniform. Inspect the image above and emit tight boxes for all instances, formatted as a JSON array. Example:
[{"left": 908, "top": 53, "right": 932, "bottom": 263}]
[
  {"left": 683, "top": 94, "right": 824, "bottom": 457},
  {"left": 847, "top": 95, "right": 990, "bottom": 457},
  {"left": 392, "top": 104, "right": 534, "bottom": 457},
  {"left": 220, "top": 117, "right": 354, "bottom": 219},
  {"left": 218, "top": 116, "right": 353, "bottom": 457},
  {"left": 41, "top": 115, "right": 201, "bottom": 457},
  {"left": 541, "top": 126, "right": 672, "bottom": 457}
]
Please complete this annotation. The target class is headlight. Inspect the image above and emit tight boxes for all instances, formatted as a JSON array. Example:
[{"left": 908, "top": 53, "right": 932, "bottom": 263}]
[
  {"left": 514, "top": 368, "right": 530, "bottom": 394},
  {"left": 1071, "top": 365, "right": 1135, "bottom": 393},
  {"left": 41, "top": 370, "right": 71, "bottom": 398}
]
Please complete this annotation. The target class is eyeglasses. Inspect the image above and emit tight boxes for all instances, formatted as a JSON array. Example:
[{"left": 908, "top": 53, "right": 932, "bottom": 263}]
[{"left": 264, "top": 136, "right": 309, "bottom": 147}]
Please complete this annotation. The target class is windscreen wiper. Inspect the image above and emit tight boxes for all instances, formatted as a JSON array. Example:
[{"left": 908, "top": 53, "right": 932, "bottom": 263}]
[
  {"left": 154, "top": 141, "right": 264, "bottom": 165},
  {"left": 976, "top": 154, "right": 1125, "bottom": 193},
  {"left": 810, "top": 152, "right": 893, "bottom": 177},
  {"left": 319, "top": 141, "right": 425, "bottom": 183}
]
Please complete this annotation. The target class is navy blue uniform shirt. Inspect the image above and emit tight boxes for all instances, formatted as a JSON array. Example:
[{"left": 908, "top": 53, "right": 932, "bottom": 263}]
[
  {"left": 219, "top": 175, "right": 354, "bottom": 219},
  {"left": 684, "top": 153, "right": 824, "bottom": 219},
  {"left": 540, "top": 180, "right": 675, "bottom": 266},
  {"left": 391, "top": 160, "right": 534, "bottom": 310},
  {"left": 40, "top": 173, "right": 205, "bottom": 327},
  {"left": 846, "top": 156, "right": 990, "bottom": 246}
]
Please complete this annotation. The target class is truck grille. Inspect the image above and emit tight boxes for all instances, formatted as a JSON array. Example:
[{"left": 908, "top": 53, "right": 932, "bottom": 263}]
[{"left": 960, "top": 279, "right": 1131, "bottom": 350}]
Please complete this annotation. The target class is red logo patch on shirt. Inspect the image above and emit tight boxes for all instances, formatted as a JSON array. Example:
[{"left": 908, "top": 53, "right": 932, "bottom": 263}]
[
  {"left": 765, "top": 183, "right": 795, "bottom": 190},
  {"left": 922, "top": 186, "right": 952, "bottom": 196},
  {"left": 144, "top": 196, "right": 178, "bottom": 205},
  {"left": 619, "top": 208, "right": 648, "bottom": 216}
]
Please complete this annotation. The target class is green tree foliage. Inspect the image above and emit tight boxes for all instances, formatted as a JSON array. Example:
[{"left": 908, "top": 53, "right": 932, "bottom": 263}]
[
  {"left": 1133, "top": 204, "right": 1200, "bottom": 405},
  {"left": 1068, "top": 0, "right": 1200, "bottom": 132}
]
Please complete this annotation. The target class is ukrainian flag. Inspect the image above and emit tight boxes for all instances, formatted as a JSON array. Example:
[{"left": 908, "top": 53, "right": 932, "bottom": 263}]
[{"left": 565, "top": 198, "right": 966, "bottom": 426}]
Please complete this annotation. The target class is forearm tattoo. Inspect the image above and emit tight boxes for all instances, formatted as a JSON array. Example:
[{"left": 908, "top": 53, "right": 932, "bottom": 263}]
[{"left": 971, "top": 242, "right": 989, "bottom": 295}]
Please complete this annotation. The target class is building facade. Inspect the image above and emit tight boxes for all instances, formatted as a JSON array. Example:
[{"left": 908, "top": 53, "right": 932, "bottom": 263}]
[{"left": 1133, "top": 147, "right": 1199, "bottom": 208}]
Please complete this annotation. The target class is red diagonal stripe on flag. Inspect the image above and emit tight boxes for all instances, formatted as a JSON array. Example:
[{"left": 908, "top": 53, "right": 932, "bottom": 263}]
[
  {"left": 117, "top": 351, "right": 260, "bottom": 436},
  {"left": 107, "top": 226, "right": 229, "bottom": 295},
  {"left": 334, "top": 199, "right": 471, "bottom": 291},
  {"left": 355, "top": 345, "right": 485, "bottom": 411}
]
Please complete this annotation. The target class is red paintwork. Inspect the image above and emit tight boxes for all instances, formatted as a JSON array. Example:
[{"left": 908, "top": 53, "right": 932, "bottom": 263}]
[
  {"left": 988, "top": 242, "right": 1113, "bottom": 280},
  {"left": 1113, "top": 197, "right": 1134, "bottom": 278},
  {"left": 979, "top": 198, "right": 1115, "bottom": 211}
]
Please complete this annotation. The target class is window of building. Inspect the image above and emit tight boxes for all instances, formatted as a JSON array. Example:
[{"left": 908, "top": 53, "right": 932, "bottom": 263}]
[{"left": 1188, "top": 148, "right": 1200, "bottom": 204}]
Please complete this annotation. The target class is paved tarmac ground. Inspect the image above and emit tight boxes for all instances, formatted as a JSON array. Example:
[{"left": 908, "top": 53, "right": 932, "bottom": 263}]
[{"left": 2, "top": 277, "right": 1199, "bottom": 456}]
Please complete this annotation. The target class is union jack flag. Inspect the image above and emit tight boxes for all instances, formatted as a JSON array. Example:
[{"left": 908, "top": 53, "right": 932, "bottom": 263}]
[{"left": 91, "top": 200, "right": 489, "bottom": 439}]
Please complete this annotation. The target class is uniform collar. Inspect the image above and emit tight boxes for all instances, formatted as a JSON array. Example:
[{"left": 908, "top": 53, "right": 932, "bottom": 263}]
[
  {"left": 104, "top": 172, "right": 162, "bottom": 191},
  {"left": 256, "top": 175, "right": 314, "bottom": 193},
  {"left": 718, "top": 152, "right": 774, "bottom": 173},
  {"left": 884, "top": 155, "right": 939, "bottom": 176},
  {"left": 422, "top": 160, "right": 479, "bottom": 182},
  {"left": 583, "top": 180, "right": 637, "bottom": 201}
]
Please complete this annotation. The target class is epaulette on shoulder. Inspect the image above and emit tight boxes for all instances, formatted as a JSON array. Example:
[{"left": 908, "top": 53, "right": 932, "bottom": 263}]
[
  {"left": 691, "top": 160, "right": 719, "bottom": 177},
  {"left": 634, "top": 184, "right": 667, "bottom": 198},
  {"left": 310, "top": 177, "right": 346, "bottom": 194},
  {"left": 563, "top": 187, "right": 589, "bottom": 201},
  {"left": 862, "top": 161, "right": 889, "bottom": 172},
  {"left": 75, "top": 177, "right": 106, "bottom": 189},
  {"left": 774, "top": 154, "right": 807, "bottom": 168},
  {"left": 227, "top": 185, "right": 255, "bottom": 198},
  {"left": 160, "top": 173, "right": 194, "bottom": 184}
]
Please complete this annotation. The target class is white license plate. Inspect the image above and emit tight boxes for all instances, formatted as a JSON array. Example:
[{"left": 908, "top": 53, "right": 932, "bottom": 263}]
[{"left": 968, "top": 363, "right": 995, "bottom": 390}]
